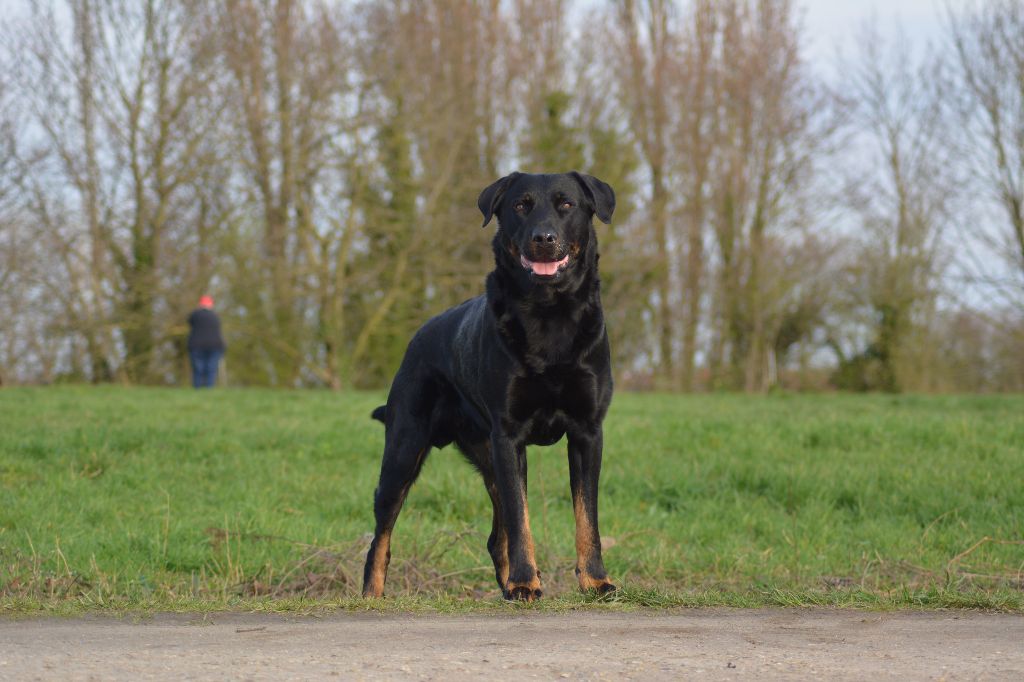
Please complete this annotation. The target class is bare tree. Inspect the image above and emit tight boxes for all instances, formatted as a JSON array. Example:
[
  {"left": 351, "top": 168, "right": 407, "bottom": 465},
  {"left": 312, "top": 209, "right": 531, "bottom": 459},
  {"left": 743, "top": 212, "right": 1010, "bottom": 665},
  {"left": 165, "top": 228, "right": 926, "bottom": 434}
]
[
  {"left": 836, "top": 24, "right": 954, "bottom": 392},
  {"left": 671, "top": 0, "right": 717, "bottom": 390},
  {"left": 216, "top": 0, "right": 360, "bottom": 386},
  {"left": 598, "top": 0, "right": 834, "bottom": 392},
  {"left": 11, "top": 0, "right": 122, "bottom": 382},
  {"left": 106, "top": 0, "right": 223, "bottom": 383},
  {"left": 573, "top": 16, "right": 645, "bottom": 378},
  {"left": 513, "top": 0, "right": 585, "bottom": 172},
  {"left": 948, "top": 0, "right": 1024, "bottom": 307},
  {"left": 0, "top": 69, "right": 41, "bottom": 384},
  {"left": 614, "top": 0, "right": 678, "bottom": 387},
  {"left": 341, "top": 0, "right": 525, "bottom": 387},
  {"left": 8, "top": 0, "right": 224, "bottom": 383},
  {"left": 703, "top": 0, "right": 834, "bottom": 391}
]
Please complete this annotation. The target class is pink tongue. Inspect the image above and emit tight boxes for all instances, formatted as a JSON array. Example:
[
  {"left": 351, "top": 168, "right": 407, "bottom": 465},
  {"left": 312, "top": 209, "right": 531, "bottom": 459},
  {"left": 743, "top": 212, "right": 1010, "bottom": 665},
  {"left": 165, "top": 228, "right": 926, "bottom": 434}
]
[
  {"left": 522, "top": 254, "right": 568, "bottom": 276},
  {"left": 532, "top": 261, "right": 560, "bottom": 275}
]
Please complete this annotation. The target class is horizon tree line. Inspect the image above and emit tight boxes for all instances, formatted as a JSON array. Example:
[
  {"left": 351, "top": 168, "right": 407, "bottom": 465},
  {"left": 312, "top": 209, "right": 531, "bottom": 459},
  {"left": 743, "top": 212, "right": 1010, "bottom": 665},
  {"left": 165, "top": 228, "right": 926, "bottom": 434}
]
[{"left": 0, "top": 0, "right": 1022, "bottom": 392}]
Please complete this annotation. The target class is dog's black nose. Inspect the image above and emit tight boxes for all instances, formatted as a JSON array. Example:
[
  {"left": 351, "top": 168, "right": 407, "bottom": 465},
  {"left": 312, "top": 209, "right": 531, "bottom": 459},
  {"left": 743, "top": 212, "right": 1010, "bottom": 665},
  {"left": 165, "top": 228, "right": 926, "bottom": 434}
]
[{"left": 531, "top": 227, "right": 557, "bottom": 244}]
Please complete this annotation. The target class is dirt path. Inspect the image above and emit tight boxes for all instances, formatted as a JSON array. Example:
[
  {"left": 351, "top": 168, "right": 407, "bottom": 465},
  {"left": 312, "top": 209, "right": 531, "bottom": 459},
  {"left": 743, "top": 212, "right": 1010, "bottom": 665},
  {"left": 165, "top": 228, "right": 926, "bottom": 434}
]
[{"left": 2, "top": 609, "right": 1022, "bottom": 680}]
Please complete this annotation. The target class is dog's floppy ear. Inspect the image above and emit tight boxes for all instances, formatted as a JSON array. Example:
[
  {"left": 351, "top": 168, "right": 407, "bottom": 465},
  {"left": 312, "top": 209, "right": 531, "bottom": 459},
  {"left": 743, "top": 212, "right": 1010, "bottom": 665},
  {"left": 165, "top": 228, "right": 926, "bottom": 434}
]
[
  {"left": 570, "top": 172, "right": 616, "bottom": 224},
  {"left": 478, "top": 172, "right": 521, "bottom": 227}
]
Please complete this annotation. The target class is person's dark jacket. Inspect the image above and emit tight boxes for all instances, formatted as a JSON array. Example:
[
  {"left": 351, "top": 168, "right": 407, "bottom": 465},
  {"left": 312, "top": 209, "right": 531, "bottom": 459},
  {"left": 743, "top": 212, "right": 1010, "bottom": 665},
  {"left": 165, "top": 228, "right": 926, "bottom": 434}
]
[{"left": 187, "top": 308, "right": 226, "bottom": 353}]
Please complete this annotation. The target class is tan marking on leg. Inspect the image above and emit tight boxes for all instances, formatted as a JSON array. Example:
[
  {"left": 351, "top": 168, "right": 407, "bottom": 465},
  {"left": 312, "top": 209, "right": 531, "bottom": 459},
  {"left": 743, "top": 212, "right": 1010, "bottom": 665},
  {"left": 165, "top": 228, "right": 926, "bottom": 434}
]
[
  {"left": 362, "top": 467, "right": 421, "bottom": 599},
  {"left": 573, "top": 490, "right": 593, "bottom": 560},
  {"left": 505, "top": 491, "right": 542, "bottom": 599},
  {"left": 573, "top": 491, "right": 614, "bottom": 592},
  {"left": 494, "top": 527, "right": 510, "bottom": 586},
  {"left": 486, "top": 482, "right": 510, "bottom": 588},
  {"left": 363, "top": 488, "right": 407, "bottom": 600},
  {"left": 363, "top": 530, "right": 391, "bottom": 598},
  {"left": 522, "top": 503, "right": 538, "bottom": 572}
]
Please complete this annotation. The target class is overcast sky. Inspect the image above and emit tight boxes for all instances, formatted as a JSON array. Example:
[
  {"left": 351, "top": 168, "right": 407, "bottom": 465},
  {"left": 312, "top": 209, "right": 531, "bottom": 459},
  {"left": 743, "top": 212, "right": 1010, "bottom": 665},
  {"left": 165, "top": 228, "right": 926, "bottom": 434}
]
[{"left": 801, "top": 0, "right": 963, "bottom": 65}]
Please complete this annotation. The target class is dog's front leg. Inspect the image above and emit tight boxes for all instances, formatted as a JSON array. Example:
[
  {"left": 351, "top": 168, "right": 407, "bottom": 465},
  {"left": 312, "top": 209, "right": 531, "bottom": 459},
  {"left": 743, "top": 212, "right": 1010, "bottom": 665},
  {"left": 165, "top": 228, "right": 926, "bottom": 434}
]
[
  {"left": 568, "top": 429, "right": 615, "bottom": 594},
  {"left": 491, "top": 430, "right": 542, "bottom": 601}
]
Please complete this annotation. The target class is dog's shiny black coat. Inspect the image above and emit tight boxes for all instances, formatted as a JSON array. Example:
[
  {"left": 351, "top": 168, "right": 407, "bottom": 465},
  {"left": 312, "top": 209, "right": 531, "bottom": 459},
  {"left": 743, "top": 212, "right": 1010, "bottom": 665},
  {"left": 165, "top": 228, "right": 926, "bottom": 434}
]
[{"left": 362, "top": 172, "right": 616, "bottom": 600}]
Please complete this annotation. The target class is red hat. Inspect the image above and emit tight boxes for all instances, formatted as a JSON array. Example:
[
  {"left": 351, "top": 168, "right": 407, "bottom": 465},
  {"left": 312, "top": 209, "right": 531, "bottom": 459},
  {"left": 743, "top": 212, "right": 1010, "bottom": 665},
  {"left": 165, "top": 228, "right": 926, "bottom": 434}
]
[{"left": 199, "top": 295, "right": 214, "bottom": 308}]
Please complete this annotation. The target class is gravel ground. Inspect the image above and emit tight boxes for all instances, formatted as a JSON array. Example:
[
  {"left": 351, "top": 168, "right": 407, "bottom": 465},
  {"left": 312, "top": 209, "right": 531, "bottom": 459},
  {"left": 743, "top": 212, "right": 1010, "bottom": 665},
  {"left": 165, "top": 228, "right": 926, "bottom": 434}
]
[{"left": 2, "top": 608, "right": 1022, "bottom": 680}]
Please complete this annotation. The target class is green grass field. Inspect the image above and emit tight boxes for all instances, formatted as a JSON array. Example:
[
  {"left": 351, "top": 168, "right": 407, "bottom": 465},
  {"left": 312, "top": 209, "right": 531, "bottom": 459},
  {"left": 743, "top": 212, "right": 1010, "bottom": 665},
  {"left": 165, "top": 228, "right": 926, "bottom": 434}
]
[{"left": 1, "top": 387, "right": 1022, "bottom": 613}]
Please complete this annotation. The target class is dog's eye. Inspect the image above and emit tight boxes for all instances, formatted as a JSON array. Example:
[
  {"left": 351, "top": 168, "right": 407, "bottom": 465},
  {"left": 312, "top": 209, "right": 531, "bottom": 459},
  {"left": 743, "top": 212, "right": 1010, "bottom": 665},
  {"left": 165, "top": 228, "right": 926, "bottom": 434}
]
[
  {"left": 513, "top": 201, "right": 527, "bottom": 212},
  {"left": 559, "top": 201, "right": 573, "bottom": 210}
]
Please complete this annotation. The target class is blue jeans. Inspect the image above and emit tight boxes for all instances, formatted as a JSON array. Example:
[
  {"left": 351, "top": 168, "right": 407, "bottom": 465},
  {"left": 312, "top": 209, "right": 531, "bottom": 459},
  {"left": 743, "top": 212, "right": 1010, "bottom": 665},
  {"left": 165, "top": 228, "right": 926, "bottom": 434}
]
[{"left": 190, "top": 350, "right": 223, "bottom": 388}]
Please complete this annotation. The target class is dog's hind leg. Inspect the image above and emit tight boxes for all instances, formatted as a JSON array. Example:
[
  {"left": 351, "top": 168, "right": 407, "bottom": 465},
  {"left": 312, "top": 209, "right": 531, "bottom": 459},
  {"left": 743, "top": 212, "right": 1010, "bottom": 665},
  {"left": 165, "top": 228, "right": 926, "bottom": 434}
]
[
  {"left": 455, "top": 437, "right": 510, "bottom": 593},
  {"left": 484, "top": 479, "right": 510, "bottom": 590},
  {"left": 361, "top": 423, "right": 430, "bottom": 598}
]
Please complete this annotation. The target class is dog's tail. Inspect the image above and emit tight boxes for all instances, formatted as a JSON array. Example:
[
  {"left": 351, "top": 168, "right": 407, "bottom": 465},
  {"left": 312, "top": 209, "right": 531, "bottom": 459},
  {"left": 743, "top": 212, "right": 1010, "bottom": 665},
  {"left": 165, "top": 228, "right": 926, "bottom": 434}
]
[{"left": 371, "top": 405, "right": 387, "bottom": 424}]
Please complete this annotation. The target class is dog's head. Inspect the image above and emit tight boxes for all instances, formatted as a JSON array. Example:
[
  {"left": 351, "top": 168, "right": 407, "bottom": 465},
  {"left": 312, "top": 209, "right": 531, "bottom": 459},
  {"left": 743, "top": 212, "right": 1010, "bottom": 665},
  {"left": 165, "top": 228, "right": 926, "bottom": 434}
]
[{"left": 478, "top": 172, "right": 615, "bottom": 285}]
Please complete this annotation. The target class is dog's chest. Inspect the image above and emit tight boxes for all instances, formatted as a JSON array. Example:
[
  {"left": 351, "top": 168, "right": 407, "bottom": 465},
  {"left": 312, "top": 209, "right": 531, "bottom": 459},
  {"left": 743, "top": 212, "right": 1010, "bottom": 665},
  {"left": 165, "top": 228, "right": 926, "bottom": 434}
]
[
  {"left": 506, "top": 369, "right": 599, "bottom": 444},
  {"left": 519, "top": 316, "right": 579, "bottom": 367}
]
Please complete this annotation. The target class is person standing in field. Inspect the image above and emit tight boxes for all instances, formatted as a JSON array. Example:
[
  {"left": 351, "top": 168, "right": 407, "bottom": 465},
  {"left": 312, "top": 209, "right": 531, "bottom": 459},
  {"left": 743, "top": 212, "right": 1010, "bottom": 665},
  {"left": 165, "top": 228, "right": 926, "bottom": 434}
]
[{"left": 187, "top": 295, "right": 226, "bottom": 389}]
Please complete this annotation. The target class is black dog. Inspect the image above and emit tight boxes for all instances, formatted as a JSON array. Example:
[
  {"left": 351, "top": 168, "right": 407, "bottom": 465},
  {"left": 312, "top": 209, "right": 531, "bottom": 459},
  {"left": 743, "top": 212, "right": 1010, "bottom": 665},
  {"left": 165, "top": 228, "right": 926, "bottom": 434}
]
[{"left": 362, "top": 171, "right": 616, "bottom": 601}]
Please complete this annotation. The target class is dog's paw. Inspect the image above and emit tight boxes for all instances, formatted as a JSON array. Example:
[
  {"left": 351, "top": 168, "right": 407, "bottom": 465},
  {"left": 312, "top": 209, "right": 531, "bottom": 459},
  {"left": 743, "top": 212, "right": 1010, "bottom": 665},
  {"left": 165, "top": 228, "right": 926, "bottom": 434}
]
[
  {"left": 577, "top": 572, "right": 616, "bottom": 595},
  {"left": 504, "top": 584, "right": 543, "bottom": 602},
  {"left": 589, "top": 581, "right": 616, "bottom": 595},
  {"left": 503, "top": 575, "right": 543, "bottom": 602}
]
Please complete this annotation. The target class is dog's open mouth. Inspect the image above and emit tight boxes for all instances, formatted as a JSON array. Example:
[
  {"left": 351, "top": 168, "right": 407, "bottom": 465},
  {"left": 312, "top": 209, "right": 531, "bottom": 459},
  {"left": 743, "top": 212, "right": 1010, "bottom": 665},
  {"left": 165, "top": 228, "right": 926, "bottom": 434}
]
[{"left": 520, "top": 254, "right": 569, "bottom": 277}]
